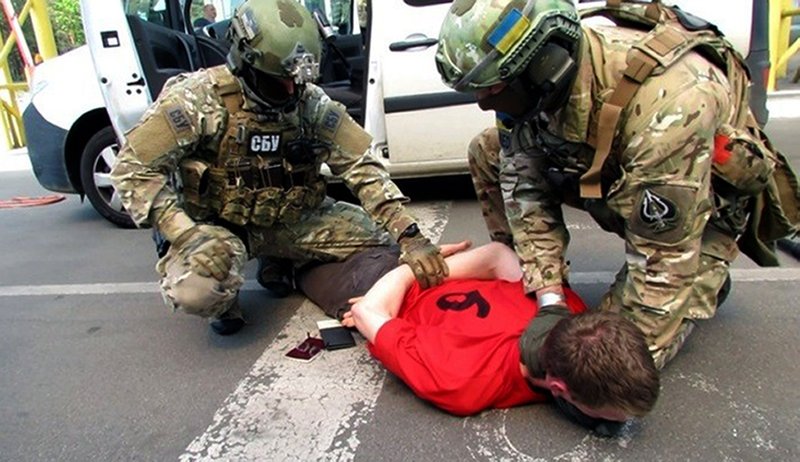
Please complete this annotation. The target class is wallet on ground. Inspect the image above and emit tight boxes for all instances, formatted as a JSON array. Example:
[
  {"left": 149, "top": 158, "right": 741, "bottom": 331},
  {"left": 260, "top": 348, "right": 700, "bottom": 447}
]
[{"left": 317, "top": 319, "right": 356, "bottom": 350}]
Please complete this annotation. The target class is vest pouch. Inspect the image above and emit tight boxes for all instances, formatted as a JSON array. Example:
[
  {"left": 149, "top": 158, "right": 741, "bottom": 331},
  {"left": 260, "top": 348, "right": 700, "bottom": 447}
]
[
  {"left": 278, "top": 186, "right": 306, "bottom": 224},
  {"left": 250, "top": 187, "right": 283, "bottom": 228},
  {"left": 218, "top": 187, "right": 254, "bottom": 226},
  {"left": 179, "top": 159, "right": 211, "bottom": 219},
  {"left": 712, "top": 124, "right": 773, "bottom": 196}
]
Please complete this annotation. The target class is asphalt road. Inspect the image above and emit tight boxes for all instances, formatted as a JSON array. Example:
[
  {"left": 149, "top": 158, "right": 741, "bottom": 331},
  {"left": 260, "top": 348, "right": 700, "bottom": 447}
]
[{"left": 0, "top": 117, "right": 799, "bottom": 461}]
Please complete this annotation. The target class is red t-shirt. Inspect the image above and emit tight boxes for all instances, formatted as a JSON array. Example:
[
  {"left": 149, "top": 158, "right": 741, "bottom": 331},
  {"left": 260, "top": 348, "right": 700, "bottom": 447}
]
[{"left": 368, "top": 279, "right": 586, "bottom": 416}]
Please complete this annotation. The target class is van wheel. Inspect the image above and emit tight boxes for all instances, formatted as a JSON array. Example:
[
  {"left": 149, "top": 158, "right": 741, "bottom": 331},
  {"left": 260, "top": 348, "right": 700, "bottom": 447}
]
[{"left": 79, "top": 126, "right": 136, "bottom": 228}]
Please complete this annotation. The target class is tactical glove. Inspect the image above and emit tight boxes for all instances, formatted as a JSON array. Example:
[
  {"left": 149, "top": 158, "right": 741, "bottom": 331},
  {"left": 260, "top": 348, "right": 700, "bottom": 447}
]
[
  {"left": 398, "top": 224, "right": 448, "bottom": 289},
  {"left": 172, "top": 225, "right": 235, "bottom": 281}
]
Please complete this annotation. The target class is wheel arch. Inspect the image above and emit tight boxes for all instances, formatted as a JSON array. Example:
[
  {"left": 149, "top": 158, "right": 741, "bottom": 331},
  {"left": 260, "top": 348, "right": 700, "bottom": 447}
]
[{"left": 64, "top": 109, "right": 113, "bottom": 195}]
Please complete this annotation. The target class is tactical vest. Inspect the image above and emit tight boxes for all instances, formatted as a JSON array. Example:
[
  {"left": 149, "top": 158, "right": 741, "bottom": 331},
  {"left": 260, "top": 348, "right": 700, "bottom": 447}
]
[
  {"left": 180, "top": 67, "right": 327, "bottom": 228},
  {"left": 577, "top": 0, "right": 800, "bottom": 266}
]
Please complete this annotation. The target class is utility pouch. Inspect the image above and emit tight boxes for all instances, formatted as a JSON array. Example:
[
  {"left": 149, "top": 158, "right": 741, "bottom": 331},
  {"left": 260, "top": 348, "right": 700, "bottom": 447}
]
[
  {"left": 179, "top": 159, "right": 211, "bottom": 219},
  {"left": 218, "top": 187, "right": 254, "bottom": 226},
  {"left": 736, "top": 129, "right": 800, "bottom": 266},
  {"left": 279, "top": 186, "right": 307, "bottom": 224},
  {"left": 712, "top": 124, "right": 773, "bottom": 196},
  {"left": 250, "top": 187, "right": 283, "bottom": 227}
]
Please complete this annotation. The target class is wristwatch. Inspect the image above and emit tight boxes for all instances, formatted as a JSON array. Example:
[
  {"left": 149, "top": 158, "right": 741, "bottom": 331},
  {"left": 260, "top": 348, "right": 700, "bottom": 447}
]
[{"left": 398, "top": 223, "right": 420, "bottom": 241}]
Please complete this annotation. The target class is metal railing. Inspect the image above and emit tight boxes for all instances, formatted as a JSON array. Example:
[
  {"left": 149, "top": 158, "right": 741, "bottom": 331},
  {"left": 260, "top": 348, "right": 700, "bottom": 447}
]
[
  {"left": 0, "top": 0, "right": 56, "bottom": 150},
  {"left": 769, "top": 0, "right": 800, "bottom": 91}
]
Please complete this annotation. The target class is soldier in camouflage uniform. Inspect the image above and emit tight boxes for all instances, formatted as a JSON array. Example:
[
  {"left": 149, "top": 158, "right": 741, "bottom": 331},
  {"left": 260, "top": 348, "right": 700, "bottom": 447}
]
[
  {"left": 435, "top": 0, "right": 771, "bottom": 369},
  {"left": 111, "top": 0, "right": 446, "bottom": 336}
]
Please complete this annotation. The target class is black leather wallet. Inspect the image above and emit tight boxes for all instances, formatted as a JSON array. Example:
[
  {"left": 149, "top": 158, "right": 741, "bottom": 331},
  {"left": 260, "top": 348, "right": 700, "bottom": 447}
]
[{"left": 317, "top": 319, "right": 356, "bottom": 350}]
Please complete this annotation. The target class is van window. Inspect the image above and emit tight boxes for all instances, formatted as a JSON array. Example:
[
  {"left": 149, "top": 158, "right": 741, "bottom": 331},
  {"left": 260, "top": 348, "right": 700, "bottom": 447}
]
[
  {"left": 125, "top": 0, "right": 168, "bottom": 26},
  {"left": 303, "top": 0, "right": 359, "bottom": 35}
]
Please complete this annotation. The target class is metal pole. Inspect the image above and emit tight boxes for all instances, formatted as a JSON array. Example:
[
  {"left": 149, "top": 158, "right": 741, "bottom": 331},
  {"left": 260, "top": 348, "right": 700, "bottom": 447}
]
[
  {"left": 0, "top": 0, "right": 34, "bottom": 80},
  {"left": 29, "top": 0, "right": 57, "bottom": 60}
]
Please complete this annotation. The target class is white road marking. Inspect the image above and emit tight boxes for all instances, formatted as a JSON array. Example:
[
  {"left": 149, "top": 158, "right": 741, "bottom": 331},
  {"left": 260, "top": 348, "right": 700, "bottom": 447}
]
[
  {"left": 766, "top": 91, "right": 800, "bottom": 119},
  {"left": 0, "top": 148, "right": 31, "bottom": 173},
  {"left": 2, "top": 267, "right": 798, "bottom": 297},
  {"left": 463, "top": 373, "right": 777, "bottom": 460},
  {"left": 179, "top": 202, "right": 452, "bottom": 461},
  {"left": 463, "top": 410, "right": 634, "bottom": 462},
  {"left": 181, "top": 300, "right": 385, "bottom": 461}
]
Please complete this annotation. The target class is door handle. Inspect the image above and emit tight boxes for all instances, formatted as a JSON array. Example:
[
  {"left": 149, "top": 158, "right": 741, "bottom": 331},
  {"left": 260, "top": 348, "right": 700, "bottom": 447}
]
[
  {"left": 389, "top": 37, "right": 439, "bottom": 52},
  {"left": 126, "top": 76, "right": 145, "bottom": 87}
]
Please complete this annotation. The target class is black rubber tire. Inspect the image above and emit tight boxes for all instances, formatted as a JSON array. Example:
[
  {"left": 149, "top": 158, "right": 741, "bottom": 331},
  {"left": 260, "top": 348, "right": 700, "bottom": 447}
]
[{"left": 79, "top": 126, "right": 136, "bottom": 228}]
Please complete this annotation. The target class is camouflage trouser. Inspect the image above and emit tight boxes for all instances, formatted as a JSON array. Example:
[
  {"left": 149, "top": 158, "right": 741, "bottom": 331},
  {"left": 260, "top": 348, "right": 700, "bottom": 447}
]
[
  {"left": 156, "top": 197, "right": 392, "bottom": 319},
  {"left": 467, "top": 127, "right": 738, "bottom": 370},
  {"left": 598, "top": 227, "right": 738, "bottom": 369},
  {"left": 156, "top": 225, "right": 248, "bottom": 319}
]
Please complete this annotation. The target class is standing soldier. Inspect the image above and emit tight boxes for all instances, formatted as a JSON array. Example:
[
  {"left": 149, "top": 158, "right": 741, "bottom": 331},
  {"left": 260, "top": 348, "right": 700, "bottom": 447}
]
[
  {"left": 111, "top": 0, "right": 446, "bottom": 335},
  {"left": 435, "top": 0, "right": 799, "bottom": 368}
]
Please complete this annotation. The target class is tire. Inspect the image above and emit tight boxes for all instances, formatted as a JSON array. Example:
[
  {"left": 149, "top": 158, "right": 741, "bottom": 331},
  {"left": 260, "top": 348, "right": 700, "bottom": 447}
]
[{"left": 79, "top": 126, "right": 136, "bottom": 228}]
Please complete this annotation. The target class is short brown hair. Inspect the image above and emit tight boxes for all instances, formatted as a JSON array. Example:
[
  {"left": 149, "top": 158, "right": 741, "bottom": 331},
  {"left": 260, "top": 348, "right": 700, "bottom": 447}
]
[{"left": 539, "top": 312, "right": 659, "bottom": 417}]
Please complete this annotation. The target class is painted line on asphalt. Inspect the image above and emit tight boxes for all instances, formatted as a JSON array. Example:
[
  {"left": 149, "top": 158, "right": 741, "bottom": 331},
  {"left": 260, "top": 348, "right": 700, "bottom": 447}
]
[
  {"left": 2, "top": 267, "right": 799, "bottom": 297},
  {"left": 0, "top": 148, "right": 31, "bottom": 173},
  {"left": 178, "top": 202, "right": 452, "bottom": 461},
  {"left": 766, "top": 91, "right": 800, "bottom": 119}
]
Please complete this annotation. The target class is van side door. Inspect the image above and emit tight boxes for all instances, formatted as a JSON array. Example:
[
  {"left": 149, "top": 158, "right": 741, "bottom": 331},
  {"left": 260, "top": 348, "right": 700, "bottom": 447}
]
[{"left": 367, "top": 0, "right": 493, "bottom": 177}]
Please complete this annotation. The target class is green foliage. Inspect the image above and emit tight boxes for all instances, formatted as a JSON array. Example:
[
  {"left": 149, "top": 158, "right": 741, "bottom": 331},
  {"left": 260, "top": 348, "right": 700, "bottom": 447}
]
[{"left": 49, "top": 0, "right": 85, "bottom": 53}]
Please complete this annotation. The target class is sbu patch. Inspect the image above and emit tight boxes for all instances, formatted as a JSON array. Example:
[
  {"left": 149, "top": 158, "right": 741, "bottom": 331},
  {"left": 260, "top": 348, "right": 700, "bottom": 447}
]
[
  {"left": 164, "top": 104, "right": 192, "bottom": 135},
  {"left": 249, "top": 132, "right": 282, "bottom": 154},
  {"left": 321, "top": 108, "right": 342, "bottom": 136},
  {"left": 629, "top": 184, "right": 696, "bottom": 244}
]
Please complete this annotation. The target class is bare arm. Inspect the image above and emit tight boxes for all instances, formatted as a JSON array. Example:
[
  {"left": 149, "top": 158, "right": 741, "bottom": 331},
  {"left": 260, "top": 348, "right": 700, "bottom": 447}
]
[
  {"left": 349, "top": 242, "right": 523, "bottom": 342},
  {"left": 443, "top": 241, "right": 522, "bottom": 282}
]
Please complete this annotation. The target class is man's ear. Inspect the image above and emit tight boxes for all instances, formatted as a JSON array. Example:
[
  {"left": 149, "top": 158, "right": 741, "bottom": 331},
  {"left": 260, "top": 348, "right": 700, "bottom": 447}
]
[{"left": 544, "top": 374, "right": 569, "bottom": 398}]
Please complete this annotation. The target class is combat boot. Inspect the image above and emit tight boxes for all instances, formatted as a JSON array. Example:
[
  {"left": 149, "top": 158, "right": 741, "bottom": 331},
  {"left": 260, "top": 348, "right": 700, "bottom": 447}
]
[
  {"left": 210, "top": 300, "right": 245, "bottom": 336},
  {"left": 717, "top": 275, "right": 732, "bottom": 308},
  {"left": 256, "top": 257, "right": 294, "bottom": 298}
]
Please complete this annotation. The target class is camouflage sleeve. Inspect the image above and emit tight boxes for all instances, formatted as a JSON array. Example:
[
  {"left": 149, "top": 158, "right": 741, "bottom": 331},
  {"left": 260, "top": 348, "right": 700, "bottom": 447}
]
[
  {"left": 302, "top": 85, "right": 412, "bottom": 238},
  {"left": 502, "top": 131, "right": 570, "bottom": 294},
  {"left": 111, "top": 73, "right": 225, "bottom": 239},
  {"left": 608, "top": 63, "right": 731, "bottom": 314}
]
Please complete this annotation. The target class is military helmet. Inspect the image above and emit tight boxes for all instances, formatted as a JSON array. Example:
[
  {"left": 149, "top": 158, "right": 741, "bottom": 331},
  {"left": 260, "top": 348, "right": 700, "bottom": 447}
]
[
  {"left": 436, "top": 0, "right": 580, "bottom": 92},
  {"left": 228, "top": 0, "right": 322, "bottom": 84}
]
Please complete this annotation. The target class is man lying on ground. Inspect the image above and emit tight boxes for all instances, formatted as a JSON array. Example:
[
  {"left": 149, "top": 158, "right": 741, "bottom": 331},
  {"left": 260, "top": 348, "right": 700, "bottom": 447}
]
[{"left": 297, "top": 242, "right": 659, "bottom": 435}]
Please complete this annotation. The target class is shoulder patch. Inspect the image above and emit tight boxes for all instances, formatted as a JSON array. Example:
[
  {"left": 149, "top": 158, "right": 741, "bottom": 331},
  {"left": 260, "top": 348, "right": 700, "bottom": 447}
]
[
  {"left": 495, "top": 112, "right": 514, "bottom": 151},
  {"left": 320, "top": 107, "right": 343, "bottom": 137},
  {"left": 629, "top": 184, "right": 697, "bottom": 244},
  {"left": 164, "top": 104, "right": 192, "bottom": 135}
]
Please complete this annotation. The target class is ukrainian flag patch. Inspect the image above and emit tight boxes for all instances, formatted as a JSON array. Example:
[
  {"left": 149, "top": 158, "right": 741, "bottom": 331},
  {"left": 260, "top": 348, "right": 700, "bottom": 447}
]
[{"left": 486, "top": 9, "right": 530, "bottom": 55}]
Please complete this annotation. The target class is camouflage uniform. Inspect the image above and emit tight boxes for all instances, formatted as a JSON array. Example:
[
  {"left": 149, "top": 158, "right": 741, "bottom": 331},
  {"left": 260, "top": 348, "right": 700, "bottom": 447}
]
[
  {"left": 467, "top": 23, "right": 741, "bottom": 369},
  {"left": 111, "top": 65, "right": 407, "bottom": 319}
]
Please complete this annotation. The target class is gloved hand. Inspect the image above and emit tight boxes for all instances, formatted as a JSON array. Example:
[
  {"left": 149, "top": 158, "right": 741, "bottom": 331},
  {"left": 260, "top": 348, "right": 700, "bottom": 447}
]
[
  {"left": 398, "top": 227, "right": 448, "bottom": 289},
  {"left": 172, "top": 225, "right": 235, "bottom": 281}
]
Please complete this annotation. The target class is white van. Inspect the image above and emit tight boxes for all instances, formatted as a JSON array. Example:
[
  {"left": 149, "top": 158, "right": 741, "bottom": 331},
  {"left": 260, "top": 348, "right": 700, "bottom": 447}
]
[{"left": 22, "top": 0, "right": 769, "bottom": 227}]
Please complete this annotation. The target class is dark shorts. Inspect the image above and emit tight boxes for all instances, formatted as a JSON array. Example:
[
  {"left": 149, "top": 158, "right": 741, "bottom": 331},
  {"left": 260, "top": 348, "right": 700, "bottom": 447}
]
[{"left": 296, "top": 246, "right": 401, "bottom": 319}]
